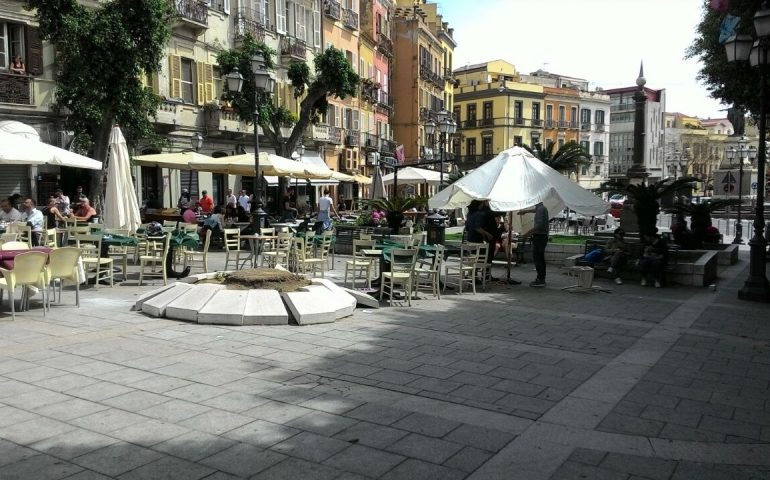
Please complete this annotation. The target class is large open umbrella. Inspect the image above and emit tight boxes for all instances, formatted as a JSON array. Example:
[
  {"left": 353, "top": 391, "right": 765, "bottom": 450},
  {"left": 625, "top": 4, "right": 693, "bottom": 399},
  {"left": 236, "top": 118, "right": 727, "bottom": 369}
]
[
  {"left": 104, "top": 126, "right": 141, "bottom": 233},
  {"left": 382, "top": 166, "right": 441, "bottom": 185},
  {"left": 0, "top": 130, "right": 102, "bottom": 169},
  {"left": 132, "top": 151, "right": 217, "bottom": 169},
  {"left": 429, "top": 146, "right": 608, "bottom": 279},
  {"left": 190, "top": 152, "right": 333, "bottom": 179}
]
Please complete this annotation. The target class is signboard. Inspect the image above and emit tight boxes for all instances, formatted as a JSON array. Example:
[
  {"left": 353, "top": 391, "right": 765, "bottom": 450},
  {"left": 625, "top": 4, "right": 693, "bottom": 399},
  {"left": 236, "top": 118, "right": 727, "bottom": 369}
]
[
  {"left": 380, "top": 156, "right": 397, "bottom": 167},
  {"left": 722, "top": 171, "right": 737, "bottom": 193}
]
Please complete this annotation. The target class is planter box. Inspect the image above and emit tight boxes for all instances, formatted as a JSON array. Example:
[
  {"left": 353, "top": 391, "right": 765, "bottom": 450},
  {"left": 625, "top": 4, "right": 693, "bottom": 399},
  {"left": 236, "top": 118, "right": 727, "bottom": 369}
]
[
  {"left": 669, "top": 250, "right": 718, "bottom": 287},
  {"left": 334, "top": 224, "right": 392, "bottom": 255},
  {"left": 703, "top": 243, "right": 739, "bottom": 266}
]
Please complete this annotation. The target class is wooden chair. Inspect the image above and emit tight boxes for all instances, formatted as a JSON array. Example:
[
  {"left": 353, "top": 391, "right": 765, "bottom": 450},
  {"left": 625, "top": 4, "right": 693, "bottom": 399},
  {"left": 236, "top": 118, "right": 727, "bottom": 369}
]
[
  {"left": 46, "top": 247, "right": 81, "bottom": 307},
  {"left": 261, "top": 232, "right": 293, "bottom": 268},
  {"left": 379, "top": 248, "right": 418, "bottom": 306},
  {"left": 223, "top": 228, "right": 251, "bottom": 270},
  {"left": 139, "top": 233, "right": 171, "bottom": 286},
  {"left": 0, "top": 233, "right": 19, "bottom": 243},
  {"left": 413, "top": 244, "right": 445, "bottom": 299},
  {"left": 293, "top": 236, "right": 326, "bottom": 277},
  {"left": 75, "top": 234, "right": 113, "bottom": 288},
  {"left": 444, "top": 243, "right": 481, "bottom": 294},
  {"left": 184, "top": 229, "right": 211, "bottom": 273},
  {"left": 0, "top": 241, "right": 30, "bottom": 251},
  {"left": 9, "top": 222, "right": 32, "bottom": 247},
  {"left": 133, "top": 223, "right": 151, "bottom": 263},
  {"left": 43, "top": 228, "right": 58, "bottom": 248},
  {"left": 344, "top": 239, "right": 375, "bottom": 289},
  {"left": 104, "top": 229, "right": 130, "bottom": 280},
  {"left": 0, "top": 251, "right": 48, "bottom": 320},
  {"left": 473, "top": 243, "right": 493, "bottom": 291}
]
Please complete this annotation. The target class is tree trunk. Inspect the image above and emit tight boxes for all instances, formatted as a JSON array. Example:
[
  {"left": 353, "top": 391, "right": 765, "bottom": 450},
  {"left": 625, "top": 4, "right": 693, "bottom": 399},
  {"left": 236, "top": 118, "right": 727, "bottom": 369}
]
[{"left": 89, "top": 113, "right": 113, "bottom": 218}]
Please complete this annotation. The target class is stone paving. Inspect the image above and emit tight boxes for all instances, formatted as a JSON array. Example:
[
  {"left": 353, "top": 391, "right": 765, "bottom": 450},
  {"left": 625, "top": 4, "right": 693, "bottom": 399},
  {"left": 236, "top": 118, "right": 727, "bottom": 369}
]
[{"left": 0, "top": 248, "right": 768, "bottom": 479}]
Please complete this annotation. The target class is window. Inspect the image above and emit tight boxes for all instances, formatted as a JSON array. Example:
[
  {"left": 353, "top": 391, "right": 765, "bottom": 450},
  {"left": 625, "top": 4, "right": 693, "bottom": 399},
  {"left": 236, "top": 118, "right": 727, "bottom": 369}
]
[
  {"left": 467, "top": 138, "right": 477, "bottom": 156},
  {"left": 467, "top": 103, "right": 477, "bottom": 121},
  {"left": 595, "top": 165, "right": 601, "bottom": 175},
  {"left": 581, "top": 166, "right": 588, "bottom": 176},
  {"left": 531, "top": 103, "right": 541, "bottom": 121},
  {"left": 514, "top": 101, "right": 523, "bottom": 124},
  {"left": 295, "top": 3, "right": 307, "bottom": 41},
  {"left": 558, "top": 106, "right": 566, "bottom": 123},
  {"left": 0, "top": 21, "right": 25, "bottom": 70},
  {"left": 482, "top": 101, "right": 492, "bottom": 120},
  {"left": 580, "top": 140, "right": 589, "bottom": 153},
  {"left": 313, "top": 0, "right": 321, "bottom": 47},
  {"left": 594, "top": 141, "right": 604, "bottom": 157},
  {"left": 545, "top": 104, "right": 553, "bottom": 121},
  {"left": 256, "top": 0, "right": 270, "bottom": 26},
  {"left": 180, "top": 58, "right": 195, "bottom": 104},
  {"left": 513, "top": 135, "right": 523, "bottom": 146},
  {"left": 453, "top": 106, "right": 460, "bottom": 122},
  {"left": 483, "top": 137, "right": 493, "bottom": 156},
  {"left": 595, "top": 109, "right": 605, "bottom": 126},
  {"left": 545, "top": 138, "right": 554, "bottom": 150},
  {"left": 558, "top": 138, "right": 565, "bottom": 148},
  {"left": 581, "top": 108, "right": 591, "bottom": 125}
]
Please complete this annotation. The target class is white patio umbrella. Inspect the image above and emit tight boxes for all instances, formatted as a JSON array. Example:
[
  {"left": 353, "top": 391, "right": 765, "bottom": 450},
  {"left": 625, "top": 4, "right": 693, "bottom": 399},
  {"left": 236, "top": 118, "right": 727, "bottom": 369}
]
[
  {"left": 0, "top": 130, "right": 102, "bottom": 169},
  {"left": 429, "top": 146, "right": 608, "bottom": 280},
  {"left": 104, "top": 126, "right": 141, "bottom": 233},
  {"left": 382, "top": 166, "right": 441, "bottom": 185}
]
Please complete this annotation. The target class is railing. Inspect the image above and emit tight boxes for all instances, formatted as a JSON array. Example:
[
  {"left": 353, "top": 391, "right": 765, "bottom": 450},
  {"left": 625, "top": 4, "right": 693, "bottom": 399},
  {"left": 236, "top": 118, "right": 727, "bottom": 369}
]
[
  {"left": 611, "top": 103, "right": 635, "bottom": 112},
  {"left": 345, "top": 129, "right": 360, "bottom": 146},
  {"left": 463, "top": 119, "right": 477, "bottom": 128},
  {"left": 419, "top": 64, "right": 445, "bottom": 89},
  {"left": 376, "top": 33, "right": 393, "bottom": 56},
  {"left": 234, "top": 10, "right": 267, "bottom": 42},
  {"left": 558, "top": 120, "right": 568, "bottom": 129},
  {"left": 569, "top": 121, "right": 579, "bottom": 129},
  {"left": 175, "top": 0, "right": 208, "bottom": 26},
  {"left": 479, "top": 117, "right": 494, "bottom": 127},
  {"left": 380, "top": 138, "right": 396, "bottom": 155},
  {"left": 376, "top": 91, "right": 392, "bottom": 109},
  {"left": 0, "top": 73, "right": 32, "bottom": 105},
  {"left": 310, "top": 124, "right": 330, "bottom": 141},
  {"left": 455, "top": 154, "right": 496, "bottom": 170},
  {"left": 544, "top": 119, "right": 556, "bottom": 128},
  {"left": 361, "top": 132, "right": 379, "bottom": 149},
  {"left": 443, "top": 67, "right": 455, "bottom": 80},
  {"left": 280, "top": 36, "right": 307, "bottom": 60},
  {"left": 514, "top": 117, "right": 525, "bottom": 126},
  {"left": 581, "top": 123, "right": 591, "bottom": 131},
  {"left": 596, "top": 123, "right": 606, "bottom": 132},
  {"left": 532, "top": 118, "right": 543, "bottom": 127},
  {"left": 342, "top": 7, "right": 359, "bottom": 30},
  {"left": 328, "top": 126, "right": 343, "bottom": 145},
  {"left": 209, "top": 0, "right": 227, "bottom": 13},
  {"left": 324, "top": 0, "right": 341, "bottom": 20}
]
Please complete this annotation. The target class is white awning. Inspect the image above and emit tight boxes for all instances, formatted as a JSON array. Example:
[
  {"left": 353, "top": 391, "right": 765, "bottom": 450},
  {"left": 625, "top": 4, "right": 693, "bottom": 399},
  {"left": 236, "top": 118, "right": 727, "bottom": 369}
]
[{"left": 264, "top": 175, "right": 339, "bottom": 186}]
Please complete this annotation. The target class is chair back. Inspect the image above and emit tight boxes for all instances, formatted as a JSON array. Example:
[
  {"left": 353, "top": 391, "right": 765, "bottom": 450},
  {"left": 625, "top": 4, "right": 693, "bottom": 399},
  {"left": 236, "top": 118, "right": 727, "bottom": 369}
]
[
  {"left": 1, "top": 241, "right": 30, "bottom": 251},
  {"left": 388, "top": 248, "right": 418, "bottom": 274},
  {"left": 88, "top": 224, "right": 105, "bottom": 234},
  {"left": 74, "top": 234, "right": 103, "bottom": 260},
  {"left": 427, "top": 244, "right": 445, "bottom": 271},
  {"left": 44, "top": 228, "right": 58, "bottom": 248},
  {"left": 10, "top": 251, "right": 48, "bottom": 285},
  {"left": 7, "top": 221, "right": 29, "bottom": 234},
  {"left": 200, "top": 228, "right": 212, "bottom": 252},
  {"left": 293, "top": 236, "right": 309, "bottom": 261},
  {"left": 359, "top": 233, "right": 372, "bottom": 241},
  {"left": 318, "top": 231, "right": 334, "bottom": 259},
  {"left": 182, "top": 223, "right": 198, "bottom": 233},
  {"left": 260, "top": 227, "right": 275, "bottom": 236},
  {"left": 0, "top": 233, "right": 19, "bottom": 242},
  {"left": 68, "top": 225, "right": 91, "bottom": 240},
  {"left": 48, "top": 247, "right": 81, "bottom": 279},
  {"left": 223, "top": 228, "right": 241, "bottom": 251},
  {"left": 460, "top": 243, "right": 482, "bottom": 267},
  {"left": 352, "top": 239, "right": 376, "bottom": 259},
  {"left": 161, "top": 225, "right": 176, "bottom": 233},
  {"left": 475, "top": 242, "right": 489, "bottom": 265}
]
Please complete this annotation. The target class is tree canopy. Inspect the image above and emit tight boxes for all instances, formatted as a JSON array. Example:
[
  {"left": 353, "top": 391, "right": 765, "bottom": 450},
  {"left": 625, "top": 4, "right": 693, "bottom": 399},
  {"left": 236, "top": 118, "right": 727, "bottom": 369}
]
[
  {"left": 217, "top": 37, "right": 360, "bottom": 158},
  {"left": 686, "top": 0, "right": 763, "bottom": 115},
  {"left": 522, "top": 141, "right": 591, "bottom": 174}
]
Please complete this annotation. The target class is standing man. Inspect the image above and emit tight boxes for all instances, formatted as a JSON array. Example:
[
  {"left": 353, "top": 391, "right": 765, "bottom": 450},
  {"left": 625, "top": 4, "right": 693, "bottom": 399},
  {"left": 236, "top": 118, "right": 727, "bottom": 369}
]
[
  {"left": 55, "top": 189, "right": 71, "bottom": 216},
  {"left": 519, "top": 202, "right": 549, "bottom": 287},
  {"left": 199, "top": 190, "right": 214, "bottom": 214},
  {"left": 21, "top": 198, "right": 45, "bottom": 246},
  {"left": 317, "top": 189, "right": 339, "bottom": 232},
  {"left": 225, "top": 189, "right": 237, "bottom": 209},
  {"left": 238, "top": 189, "right": 250, "bottom": 213}
]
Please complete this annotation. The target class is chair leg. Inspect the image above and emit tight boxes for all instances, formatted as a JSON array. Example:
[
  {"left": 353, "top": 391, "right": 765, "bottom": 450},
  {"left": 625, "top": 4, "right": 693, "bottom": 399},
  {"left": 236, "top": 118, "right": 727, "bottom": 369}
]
[
  {"left": 75, "top": 279, "right": 80, "bottom": 307},
  {"left": 139, "top": 262, "right": 144, "bottom": 286},
  {"left": 9, "top": 290, "right": 15, "bottom": 321}
]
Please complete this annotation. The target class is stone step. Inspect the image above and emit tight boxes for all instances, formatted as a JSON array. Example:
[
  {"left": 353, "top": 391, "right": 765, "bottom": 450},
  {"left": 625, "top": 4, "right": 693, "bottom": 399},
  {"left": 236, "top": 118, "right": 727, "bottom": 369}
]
[
  {"left": 133, "top": 283, "right": 178, "bottom": 311},
  {"left": 341, "top": 286, "right": 380, "bottom": 308},
  {"left": 165, "top": 284, "right": 226, "bottom": 322},
  {"left": 282, "top": 289, "right": 335, "bottom": 325},
  {"left": 243, "top": 289, "right": 289, "bottom": 325},
  {"left": 198, "top": 290, "right": 248, "bottom": 325},
  {"left": 308, "top": 278, "right": 357, "bottom": 318},
  {"left": 141, "top": 283, "right": 194, "bottom": 317}
]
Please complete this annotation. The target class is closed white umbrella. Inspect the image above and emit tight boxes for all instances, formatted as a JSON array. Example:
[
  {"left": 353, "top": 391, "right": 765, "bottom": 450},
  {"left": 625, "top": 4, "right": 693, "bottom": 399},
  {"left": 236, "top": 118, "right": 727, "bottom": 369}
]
[
  {"left": 104, "top": 127, "right": 141, "bottom": 233},
  {"left": 0, "top": 130, "right": 102, "bottom": 169},
  {"left": 370, "top": 166, "right": 387, "bottom": 200}
]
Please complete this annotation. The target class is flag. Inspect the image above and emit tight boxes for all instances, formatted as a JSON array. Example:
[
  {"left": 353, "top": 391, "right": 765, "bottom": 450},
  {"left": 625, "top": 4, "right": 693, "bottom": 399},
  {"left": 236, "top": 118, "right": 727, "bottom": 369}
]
[
  {"left": 719, "top": 14, "right": 739, "bottom": 44},
  {"left": 395, "top": 144, "right": 405, "bottom": 164}
]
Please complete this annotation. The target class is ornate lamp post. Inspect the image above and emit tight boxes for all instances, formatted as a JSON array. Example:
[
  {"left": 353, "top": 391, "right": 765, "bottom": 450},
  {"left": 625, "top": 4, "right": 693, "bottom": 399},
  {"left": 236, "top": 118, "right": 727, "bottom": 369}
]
[
  {"left": 724, "top": 6, "right": 770, "bottom": 301},
  {"left": 436, "top": 109, "right": 457, "bottom": 189},
  {"left": 190, "top": 132, "right": 204, "bottom": 151},
  {"left": 291, "top": 143, "right": 305, "bottom": 204},
  {"left": 727, "top": 142, "right": 757, "bottom": 244},
  {"left": 225, "top": 54, "right": 276, "bottom": 231}
]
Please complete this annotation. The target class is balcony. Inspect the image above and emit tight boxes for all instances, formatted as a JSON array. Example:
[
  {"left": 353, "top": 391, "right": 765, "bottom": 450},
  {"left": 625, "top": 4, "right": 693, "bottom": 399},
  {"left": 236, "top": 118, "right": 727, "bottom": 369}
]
[
  {"left": 328, "top": 126, "right": 343, "bottom": 145},
  {"left": 569, "top": 121, "right": 579, "bottom": 129},
  {"left": 0, "top": 73, "right": 32, "bottom": 105},
  {"left": 455, "top": 154, "right": 495, "bottom": 171},
  {"left": 596, "top": 123, "right": 606, "bottom": 132},
  {"left": 376, "top": 91, "right": 393, "bottom": 115},
  {"left": 611, "top": 103, "right": 635, "bottom": 112},
  {"left": 479, "top": 117, "right": 495, "bottom": 127},
  {"left": 361, "top": 132, "right": 379, "bottom": 150},
  {"left": 380, "top": 138, "right": 396, "bottom": 155},
  {"left": 280, "top": 36, "right": 307, "bottom": 61},
  {"left": 462, "top": 119, "right": 478, "bottom": 128},
  {"left": 342, "top": 7, "right": 359, "bottom": 30},
  {"left": 345, "top": 129, "right": 360, "bottom": 147},
  {"left": 581, "top": 123, "right": 591, "bottom": 131},
  {"left": 173, "top": 0, "right": 208, "bottom": 32},
  {"left": 544, "top": 119, "right": 556, "bottom": 129},
  {"left": 531, "top": 118, "right": 543, "bottom": 127},
  {"left": 153, "top": 100, "right": 183, "bottom": 130},
  {"left": 234, "top": 8, "right": 267, "bottom": 43},
  {"left": 310, "top": 124, "right": 330, "bottom": 142},
  {"left": 419, "top": 64, "right": 445, "bottom": 89},
  {"left": 514, "top": 117, "right": 525, "bottom": 126},
  {"left": 324, "top": 0, "right": 341, "bottom": 20},
  {"left": 558, "top": 120, "right": 568, "bottom": 129},
  {"left": 376, "top": 33, "right": 393, "bottom": 57},
  {"left": 203, "top": 107, "right": 243, "bottom": 137},
  {"left": 443, "top": 67, "right": 455, "bottom": 81}
]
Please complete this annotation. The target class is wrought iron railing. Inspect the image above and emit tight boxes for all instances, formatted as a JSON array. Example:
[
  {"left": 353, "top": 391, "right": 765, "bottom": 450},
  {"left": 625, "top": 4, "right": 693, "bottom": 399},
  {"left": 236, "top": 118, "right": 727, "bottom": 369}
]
[
  {"left": 280, "top": 36, "right": 307, "bottom": 59},
  {"left": 234, "top": 9, "right": 267, "bottom": 42},
  {"left": 0, "top": 73, "right": 31, "bottom": 105},
  {"left": 376, "top": 33, "right": 393, "bottom": 56},
  {"left": 345, "top": 129, "right": 360, "bottom": 146},
  {"left": 328, "top": 126, "right": 343, "bottom": 144},
  {"left": 380, "top": 138, "right": 396, "bottom": 155},
  {"left": 361, "top": 132, "right": 379, "bottom": 150},
  {"left": 342, "top": 7, "right": 359, "bottom": 30},
  {"left": 175, "top": 0, "right": 208, "bottom": 26},
  {"left": 324, "top": 0, "right": 341, "bottom": 20}
]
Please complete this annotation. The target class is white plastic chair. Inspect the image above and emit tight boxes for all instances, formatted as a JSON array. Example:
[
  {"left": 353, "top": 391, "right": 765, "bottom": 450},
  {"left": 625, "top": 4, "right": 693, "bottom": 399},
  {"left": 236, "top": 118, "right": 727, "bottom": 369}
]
[
  {"left": 0, "top": 251, "right": 48, "bottom": 320},
  {"left": 46, "top": 247, "right": 81, "bottom": 307}
]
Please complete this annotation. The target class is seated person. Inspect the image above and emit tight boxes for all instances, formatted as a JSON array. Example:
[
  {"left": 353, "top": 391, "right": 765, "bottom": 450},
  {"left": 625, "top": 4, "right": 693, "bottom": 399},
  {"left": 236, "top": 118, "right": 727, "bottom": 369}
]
[
  {"left": 337, "top": 196, "right": 347, "bottom": 213},
  {"left": 198, "top": 190, "right": 214, "bottom": 214},
  {"left": 21, "top": 197, "right": 45, "bottom": 246},
  {"left": 44, "top": 196, "right": 67, "bottom": 227},
  {"left": 70, "top": 197, "right": 97, "bottom": 222},
  {"left": 283, "top": 188, "right": 298, "bottom": 219},
  {"left": 606, "top": 227, "right": 629, "bottom": 285},
  {"left": 182, "top": 205, "right": 198, "bottom": 224},
  {"left": 371, "top": 206, "right": 385, "bottom": 223},
  {"left": 10, "top": 55, "right": 25, "bottom": 75},
  {"left": 639, "top": 231, "right": 668, "bottom": 288},
  {"left": 703, "top": 224, "right": 721, "bottom": 244},
  {"left": 0, "top": 198, "right": 22, "bottom": 222},
  {"left": 200, "top": 206, "right": 225, "bottom": 244}
]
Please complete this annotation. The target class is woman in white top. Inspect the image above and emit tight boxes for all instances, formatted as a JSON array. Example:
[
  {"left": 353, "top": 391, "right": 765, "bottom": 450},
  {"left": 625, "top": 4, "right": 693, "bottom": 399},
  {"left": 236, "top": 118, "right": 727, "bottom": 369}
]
[{"left": 317, "top": 189, "right": 339, "bottom": 231}]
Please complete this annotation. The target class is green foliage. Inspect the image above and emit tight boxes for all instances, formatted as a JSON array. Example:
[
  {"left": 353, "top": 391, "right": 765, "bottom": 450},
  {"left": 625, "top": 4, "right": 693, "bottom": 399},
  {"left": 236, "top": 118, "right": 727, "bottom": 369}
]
[
  {"left": 668, "top": 198, "right": 739, "bottom": 246},
  {"left": 686, "top": 0, "right": 761, "bottom": 115},
  {"left": 360, "top": 196, "right": 427, "bottom": 213},
  {"left": 217, "top": 42, "right": 359, "bottom": 157},
  {"left": 522, "top": 141, "right": 591, "bottom": 173},
  {"left": 599, "top": 177, "right": 698, "bottom": 236}
]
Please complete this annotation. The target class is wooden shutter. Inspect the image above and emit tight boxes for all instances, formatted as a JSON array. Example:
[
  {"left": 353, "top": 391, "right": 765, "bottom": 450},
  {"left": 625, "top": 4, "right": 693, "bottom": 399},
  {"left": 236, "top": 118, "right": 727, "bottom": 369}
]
[
  {"left": 204, "top": 63, "right": 215, "bottom": 103},
  {"left": 196, "top": 61, "right": 205, "bottom": 106},
  {"left": 169, "top": 55, "right": 182, "bottom": 99},
  {"left": 151, "top": 73, "right": 160, "bottom": 95},
  {"left": 25, "top": 27, "right": 43, "bottom": 76}
]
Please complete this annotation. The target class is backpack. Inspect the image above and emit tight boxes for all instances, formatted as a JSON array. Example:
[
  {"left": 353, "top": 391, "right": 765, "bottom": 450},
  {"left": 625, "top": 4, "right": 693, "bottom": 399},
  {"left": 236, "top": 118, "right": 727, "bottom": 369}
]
[
  {"left": 145, "top": 221, "right": 163, "bottom": 236},
  {"left": 584, "top": 247, "right": 604, "bottom": 264}
]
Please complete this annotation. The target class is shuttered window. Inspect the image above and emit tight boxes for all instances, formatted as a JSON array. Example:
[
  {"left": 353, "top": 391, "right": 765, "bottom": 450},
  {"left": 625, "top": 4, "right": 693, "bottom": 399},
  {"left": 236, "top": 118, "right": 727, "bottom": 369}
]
[
  {"left": 276, "top": 0, "right": 287, "bottom": 34},
  {"left": 196, "top": 62, "right": 215, "bottom": 105},
  {"left": 313, "top": 0, "right": 321, "bottom": 47},
  {"left": 169, "top": 55, "right": 182, "bottom": 100}
]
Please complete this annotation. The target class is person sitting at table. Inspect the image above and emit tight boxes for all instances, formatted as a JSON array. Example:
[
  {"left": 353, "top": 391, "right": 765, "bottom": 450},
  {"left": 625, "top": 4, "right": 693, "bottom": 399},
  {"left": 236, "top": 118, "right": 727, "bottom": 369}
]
[
  {"left": 283, "top": 187, "right": 298, "bottom": 220},
  {"left": 337, "top": 195, "right": 347, "bottom": 213},
  {"left": 55, "top": 189, "right": 71, "bottom": 216},
  {"left": 21, "top": 197, "right": 45, "bottom": 246},
  {"left": 70, "top": 197, "right": 97, "bottom": 222},
  {"left": 200, "top": 205, "right": 225, "bottom": 245},
  {"left": 10, "top": 55, "right": 26, "bottom": 75},
  {"left": 198, "top": 190, "right": 214, "bottom": 214},
  {"left": 606, "top": 227, "right": 629, "bottom": 285},
  {"left": 44, "top": 196, "right": 67, "bottom": 227},
  {"left": 0, "top": 198, "right": 22, "bottom": 222},
  {"left": 371, "top": 206, "right": 385, "bottom": 223},
  {"left": 182, "top": 203, "right": 198, "bottom": 224},
  {"left": 178, "top": 189, "right": 191, "bottom": 213}
]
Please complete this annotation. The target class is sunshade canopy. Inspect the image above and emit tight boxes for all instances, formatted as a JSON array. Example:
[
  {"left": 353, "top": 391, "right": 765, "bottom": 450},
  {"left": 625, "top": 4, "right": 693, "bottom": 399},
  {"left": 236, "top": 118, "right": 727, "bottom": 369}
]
[
  {"left": 429, "top": 146, "right": 608, "bottom": 231},
  {"left": 133, "top": 151, "right": 217, "bottom": 170},
  {"left": 190, "top": 152, "right": 333, "bottom": 179},
  {"left": 382, "top": 166, "right": 441, "bottom": 185},
  {"left": 0, "top": 130, "right": 102, "bottom": 169}
]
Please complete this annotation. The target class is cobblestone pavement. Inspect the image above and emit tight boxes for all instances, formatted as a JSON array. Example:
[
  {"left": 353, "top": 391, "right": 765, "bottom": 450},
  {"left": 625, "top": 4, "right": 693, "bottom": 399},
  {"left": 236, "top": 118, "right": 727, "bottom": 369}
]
[{"left": 0, "top": 248, "right": 768, "bottom": 479}]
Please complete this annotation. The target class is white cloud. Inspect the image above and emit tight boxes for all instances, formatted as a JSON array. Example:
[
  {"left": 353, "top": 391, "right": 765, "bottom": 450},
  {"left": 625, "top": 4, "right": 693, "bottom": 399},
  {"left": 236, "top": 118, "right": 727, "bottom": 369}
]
[{"left": 439, "top": 0, "right": 728, "bottom": 119}]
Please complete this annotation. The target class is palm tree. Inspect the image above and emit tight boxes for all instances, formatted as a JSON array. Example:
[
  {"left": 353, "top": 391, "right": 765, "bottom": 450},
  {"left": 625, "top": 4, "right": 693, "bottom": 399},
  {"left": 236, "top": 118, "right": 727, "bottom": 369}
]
[
  {"left": 599, "top": 177, "right": 697, "bottom": 237},
  {"left": 522, "top": 141, "right": 591, "bottom": 174}
]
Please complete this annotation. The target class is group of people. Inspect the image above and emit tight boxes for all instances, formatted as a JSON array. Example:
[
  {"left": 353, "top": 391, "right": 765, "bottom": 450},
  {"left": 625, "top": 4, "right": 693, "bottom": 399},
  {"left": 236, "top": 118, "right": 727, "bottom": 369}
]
[
  {"left": 0, "top": 186, "right": 95, "bottom": 246},
  {"left": 592, "top": 227, "right": 670, "bottom": 288}
]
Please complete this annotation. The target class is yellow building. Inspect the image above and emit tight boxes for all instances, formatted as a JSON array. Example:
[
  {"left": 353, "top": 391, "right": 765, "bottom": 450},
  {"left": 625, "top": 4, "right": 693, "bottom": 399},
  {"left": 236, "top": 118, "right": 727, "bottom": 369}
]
[{"left": 453, "top": 60, "right": 544, "bottom": 169}]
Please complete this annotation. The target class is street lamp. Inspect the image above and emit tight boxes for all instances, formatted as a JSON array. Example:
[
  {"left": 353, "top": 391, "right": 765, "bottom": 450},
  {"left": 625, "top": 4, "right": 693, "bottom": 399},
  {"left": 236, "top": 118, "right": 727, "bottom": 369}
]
[
  {"left": 225, "top": 54, "right": 276, "bottom": 231},
  {"left": 727, "top": 143, "right": 757, "bottom": 244},
  {"left": 724, "top": 5, "right": 770, "bottom": 301},
  {"left": 190, "top": 132, "right": 204, "bottom": 151},
  {"left": 436, "top": 109, "right": 456, "bottom": 189},
  {"left": 291, "top": 143, "right": 305, "bottom": 203}
]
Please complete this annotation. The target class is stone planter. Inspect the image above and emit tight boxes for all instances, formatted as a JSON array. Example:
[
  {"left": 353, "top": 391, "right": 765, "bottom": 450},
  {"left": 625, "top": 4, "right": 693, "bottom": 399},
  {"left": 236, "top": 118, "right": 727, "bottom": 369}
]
[{"left": 703, "top": 243, "right": 739, "bottom": 266}]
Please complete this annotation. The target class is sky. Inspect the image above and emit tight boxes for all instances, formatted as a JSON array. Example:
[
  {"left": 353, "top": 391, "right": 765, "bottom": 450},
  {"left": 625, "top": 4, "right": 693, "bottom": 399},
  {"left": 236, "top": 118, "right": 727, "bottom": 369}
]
[{"left": 437, "top": 0, "right": 727, "bottom": 119}]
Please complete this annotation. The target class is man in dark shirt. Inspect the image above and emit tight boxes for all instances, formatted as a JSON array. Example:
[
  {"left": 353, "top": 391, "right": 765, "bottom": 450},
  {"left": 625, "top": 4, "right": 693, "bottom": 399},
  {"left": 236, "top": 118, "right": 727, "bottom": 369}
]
[
  {"left": 519, "top": 202, "right": 549, "bottom": 287},
  {"left": 465, "top": 201, "right": 493, "bottom": 243}
]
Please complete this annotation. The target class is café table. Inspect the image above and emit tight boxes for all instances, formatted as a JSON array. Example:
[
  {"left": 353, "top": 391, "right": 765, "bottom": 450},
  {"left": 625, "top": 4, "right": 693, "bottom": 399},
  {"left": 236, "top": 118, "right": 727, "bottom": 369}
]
[{"left": 240, "top": 234, "right": 278, "bottom": 268}]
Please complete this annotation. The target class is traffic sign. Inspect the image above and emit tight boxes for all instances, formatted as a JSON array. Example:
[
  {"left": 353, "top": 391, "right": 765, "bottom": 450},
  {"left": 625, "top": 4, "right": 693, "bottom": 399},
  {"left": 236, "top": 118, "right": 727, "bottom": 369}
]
[{"left": 722, "top": 172, "right": 737, "bottom": 185}]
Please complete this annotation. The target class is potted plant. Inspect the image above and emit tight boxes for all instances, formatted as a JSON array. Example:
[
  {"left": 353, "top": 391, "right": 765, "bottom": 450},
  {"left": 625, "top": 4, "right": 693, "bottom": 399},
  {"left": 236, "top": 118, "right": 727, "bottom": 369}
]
[
  {"left": 203, "top": 102, "right": 221, "bottom": 129},
  {"left": 362, "top": 196, "right": 427, "bottom": 232}
]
